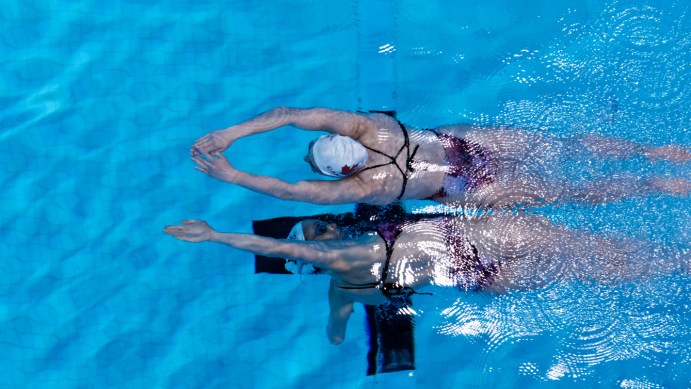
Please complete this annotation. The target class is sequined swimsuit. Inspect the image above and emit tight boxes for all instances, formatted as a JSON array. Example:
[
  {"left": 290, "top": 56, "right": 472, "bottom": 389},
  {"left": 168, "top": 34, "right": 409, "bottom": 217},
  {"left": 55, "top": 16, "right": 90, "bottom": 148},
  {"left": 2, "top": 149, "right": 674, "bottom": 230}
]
[
  {"left": 339, "top": 220, "right": 498, "bottom": 301},
  {"left": 428, "top": 131, "right": 498, "bottom": 201}
]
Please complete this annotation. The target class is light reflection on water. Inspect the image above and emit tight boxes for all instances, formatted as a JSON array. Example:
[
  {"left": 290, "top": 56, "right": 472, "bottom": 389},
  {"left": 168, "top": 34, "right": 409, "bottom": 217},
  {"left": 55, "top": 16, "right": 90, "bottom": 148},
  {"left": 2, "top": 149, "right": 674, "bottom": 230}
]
[
  {"left": 2, "top": 0, "right": 688, "bottom": 387},
  {"left": 401, "top": 0, "right": 690, "bottom": 384}
]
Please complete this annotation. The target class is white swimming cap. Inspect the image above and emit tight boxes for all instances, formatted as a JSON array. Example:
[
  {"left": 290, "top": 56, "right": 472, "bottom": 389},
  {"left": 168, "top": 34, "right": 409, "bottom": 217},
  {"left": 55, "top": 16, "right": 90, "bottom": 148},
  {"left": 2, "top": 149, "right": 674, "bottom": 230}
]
[
  {"left": 287, "top": 221, "right": 305, "bottom": 241},
  {"left": 311, "top": 134, "right": 368, "bottom": 177},
  {"left": 285, "top": 221, "right": 317, "bottom": 275}
]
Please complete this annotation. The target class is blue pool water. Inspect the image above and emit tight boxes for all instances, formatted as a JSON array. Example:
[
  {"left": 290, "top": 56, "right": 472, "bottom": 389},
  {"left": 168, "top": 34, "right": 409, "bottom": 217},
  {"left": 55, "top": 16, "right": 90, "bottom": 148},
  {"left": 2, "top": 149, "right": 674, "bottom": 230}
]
[{"left": 2, "top": 0, "right": 690, "bottom": 387}]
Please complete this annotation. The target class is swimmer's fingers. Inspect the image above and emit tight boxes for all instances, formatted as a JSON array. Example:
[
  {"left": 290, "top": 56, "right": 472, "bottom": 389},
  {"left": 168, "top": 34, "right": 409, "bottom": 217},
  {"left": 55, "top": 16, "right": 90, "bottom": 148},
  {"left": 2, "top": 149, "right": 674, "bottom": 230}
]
[
  {"left": 191, "top": 143, "right": 221, "bottom": 161},
  {"left": 193, "top": 137, "right": 212, "bottom": 151},
  {"left": 194, "top": 154, "right": 228, "bottom": 169},
  {"left": 163, "top": 225, "right": 183, "bottom": 235},
  {"left": 190, "top": 142, "right": 214, "bottom": 158},
  {"left": 191, "top": 154, "right": 212, "bottom": 169},
  {"left": 191, "top": 138, "right": 217, "bottom": 156},
  {"left": 194, "top": 131, "right": 215, "bottom": 144},
  {"left": 191, "top": 161, "right": 208, "bottom": 172},
  {"left": 192, "top": 152, "right": 237, "bottom": 182},
  {"left": 192, "top": 160, "right": 211, "bottom": 176},
  {"left": 200, "top": 150, "right": 214, "bottom": 161},
  {"left": 211, "top": 153, "right": 236, "bottom": 171},
  {"left": 211, "top": 152, "right": 229, "bottom": 163},
  {"left": 164, "top": 221, "right": 194, "bottom": 233},
  {"left": 193, "top": 131, "right": 231, "bottom": 153},
  {"left": 193, "top": 133, "right": 210, "bottom": 144},
  {"left": 164, "top": 220, "right": 213, "bottom": 243}
]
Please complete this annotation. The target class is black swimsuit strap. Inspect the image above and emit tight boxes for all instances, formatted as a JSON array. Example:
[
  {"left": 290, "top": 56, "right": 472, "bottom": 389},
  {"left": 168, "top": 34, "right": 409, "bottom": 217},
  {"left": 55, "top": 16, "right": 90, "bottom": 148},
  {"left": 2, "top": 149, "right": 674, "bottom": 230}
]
[
  {"left": 382, "top": 284, "right": 434, "bottom": 298},
  {"left": 336, "top": 229, "right": 398, "bottom": 292},
  {"left": 374, "top": 229, "right": 433, "bottom": 298},
  {"left": 373, "top": 230, "right": 397, "bottom": 291},
  {"left": 338, "top": 227, "right": 432, "bottom": 299},
  {"left": 359, "top": 120, "right": 418, "bottom": 200}
]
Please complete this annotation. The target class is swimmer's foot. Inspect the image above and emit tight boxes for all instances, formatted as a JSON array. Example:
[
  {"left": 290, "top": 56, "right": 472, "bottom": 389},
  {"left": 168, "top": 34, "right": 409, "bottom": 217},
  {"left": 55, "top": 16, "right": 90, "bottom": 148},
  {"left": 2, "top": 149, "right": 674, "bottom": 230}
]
[
  {"left": 650, "top": 177, "right": 691, "bottom": 196},
  {"left": 646, "top": 145, "right": 691, "bottom": 163}
]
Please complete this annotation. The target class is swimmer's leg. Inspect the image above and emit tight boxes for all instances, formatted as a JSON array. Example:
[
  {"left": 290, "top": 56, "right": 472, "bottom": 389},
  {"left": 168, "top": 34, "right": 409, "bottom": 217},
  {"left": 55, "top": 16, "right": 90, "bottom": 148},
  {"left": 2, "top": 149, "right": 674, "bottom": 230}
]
[
  {"left": 459, "top": 180, "right": 561, "bottom": 209},
  {"left": 455, "top": 164, "right": 569, "bottom": 208},
  {"left": 470, "top": 213, "right": 577, "bottom": 291},
  {"left": 438, "top": 125, "right": 691, "bottom": 163},
  {"left": 474, "top": 213, "right": 688, "bottom": 291},
  {"left": 568, "top": 234, "right": 690, "bottom": 284},
  {"left": 648, "top": 177, "right": 691, "bottom": 196},
  {"left": 455, "top": 173, "right": 689, "bottom": 209},
  {"left": 436, "top": 125, "right": 562, "bottom": 162},
  {"left": 645, "top": 144, "right": 691, "bottom": 162},
  {"left": 566, "top": 175, "right": 691, "bottom": 204},
  {"left": 577, "top": 134, "right": 691, "bottom": 162}
]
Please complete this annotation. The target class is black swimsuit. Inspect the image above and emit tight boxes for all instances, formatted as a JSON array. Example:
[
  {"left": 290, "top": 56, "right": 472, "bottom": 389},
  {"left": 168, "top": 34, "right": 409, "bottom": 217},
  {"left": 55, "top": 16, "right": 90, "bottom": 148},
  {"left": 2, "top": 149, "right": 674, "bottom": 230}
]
[
  {"left": 358, "top": 120, "right": 419, "bottom": 200},
  {"left": 359, "top": 111, "right": 496, "bottom": 201},
  {"left": 339, "top": 220, "right": 498, "bottom": 301}
]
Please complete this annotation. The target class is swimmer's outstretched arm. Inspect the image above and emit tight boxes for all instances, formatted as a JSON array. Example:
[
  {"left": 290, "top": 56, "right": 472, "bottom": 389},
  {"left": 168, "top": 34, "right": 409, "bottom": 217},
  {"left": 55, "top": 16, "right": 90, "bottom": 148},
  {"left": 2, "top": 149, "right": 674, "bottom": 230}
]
[
  {"left": 192, "top": 152, "right": 377, "bottom": 204},
  {"left": 164, "top": 219, "right": 350, "bottom": 269},
  {"left": 192, "top": 107, "right": 369, "bottom": 155},
  {"left": 166, "top": 220, "right": 361, "bottom": 344},
  {"left": 576, "top": 133, "right": 690, "bottom": 162}
]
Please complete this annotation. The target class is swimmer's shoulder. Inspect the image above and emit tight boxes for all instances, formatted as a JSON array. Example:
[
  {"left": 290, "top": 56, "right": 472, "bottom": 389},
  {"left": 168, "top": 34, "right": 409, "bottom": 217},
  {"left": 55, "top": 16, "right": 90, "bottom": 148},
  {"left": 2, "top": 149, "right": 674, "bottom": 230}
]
[{"left": 360, "top": 112, "right": 404, "bottom": 134}]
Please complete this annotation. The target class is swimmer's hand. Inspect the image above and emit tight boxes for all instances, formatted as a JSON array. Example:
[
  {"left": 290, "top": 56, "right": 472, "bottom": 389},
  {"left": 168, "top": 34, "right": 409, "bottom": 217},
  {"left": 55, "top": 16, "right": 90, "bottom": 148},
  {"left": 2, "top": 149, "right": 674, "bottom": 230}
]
[
  {"left": 646, "top": 145, "right": 691, "bottom": 162},
  {"left": 164, "top": 220, "right": 215, "bottom": 243},
  {"left": 191, "top": 129, "right": 235, "bottom": 156},
  {"left": 192, "top": 152, "right": 239, "bottom": 183}
]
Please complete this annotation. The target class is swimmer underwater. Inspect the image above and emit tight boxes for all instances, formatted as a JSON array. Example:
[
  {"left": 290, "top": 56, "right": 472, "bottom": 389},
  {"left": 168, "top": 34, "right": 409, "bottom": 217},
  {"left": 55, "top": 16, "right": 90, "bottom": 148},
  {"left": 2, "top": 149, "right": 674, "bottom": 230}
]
[
  {"left": 164, "top": 212, "right": 690, "bottom": 345},
  {"left": 191, "top": 107, "right": 691, "bottom": 208}
]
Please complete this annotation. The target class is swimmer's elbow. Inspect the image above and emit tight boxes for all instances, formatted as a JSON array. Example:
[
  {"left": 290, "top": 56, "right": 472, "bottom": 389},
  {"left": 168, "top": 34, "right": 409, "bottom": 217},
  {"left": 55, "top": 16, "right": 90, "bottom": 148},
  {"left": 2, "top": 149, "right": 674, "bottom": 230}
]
[
  {"left": 327, "top": 324, "right": 346, "bottom": 345},
  {"left": 271, "top": 106, "right": 293, "bottom": 115},
  {"left": 328, "top": 335, "right": 345, "bottom": 345},
  {"left": 278, "top": 190, "right": 330, "bottom": 204}
]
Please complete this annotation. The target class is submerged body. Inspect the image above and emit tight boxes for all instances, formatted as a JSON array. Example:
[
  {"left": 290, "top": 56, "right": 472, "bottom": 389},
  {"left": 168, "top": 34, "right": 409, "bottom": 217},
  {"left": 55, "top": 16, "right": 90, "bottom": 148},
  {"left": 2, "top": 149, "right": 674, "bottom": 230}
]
[
  {"left": 191, "top": 107, "right": 691, "bottom": 207},
  {"left": 164, "top": 213, "right": 686, "bottom": 344}
]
